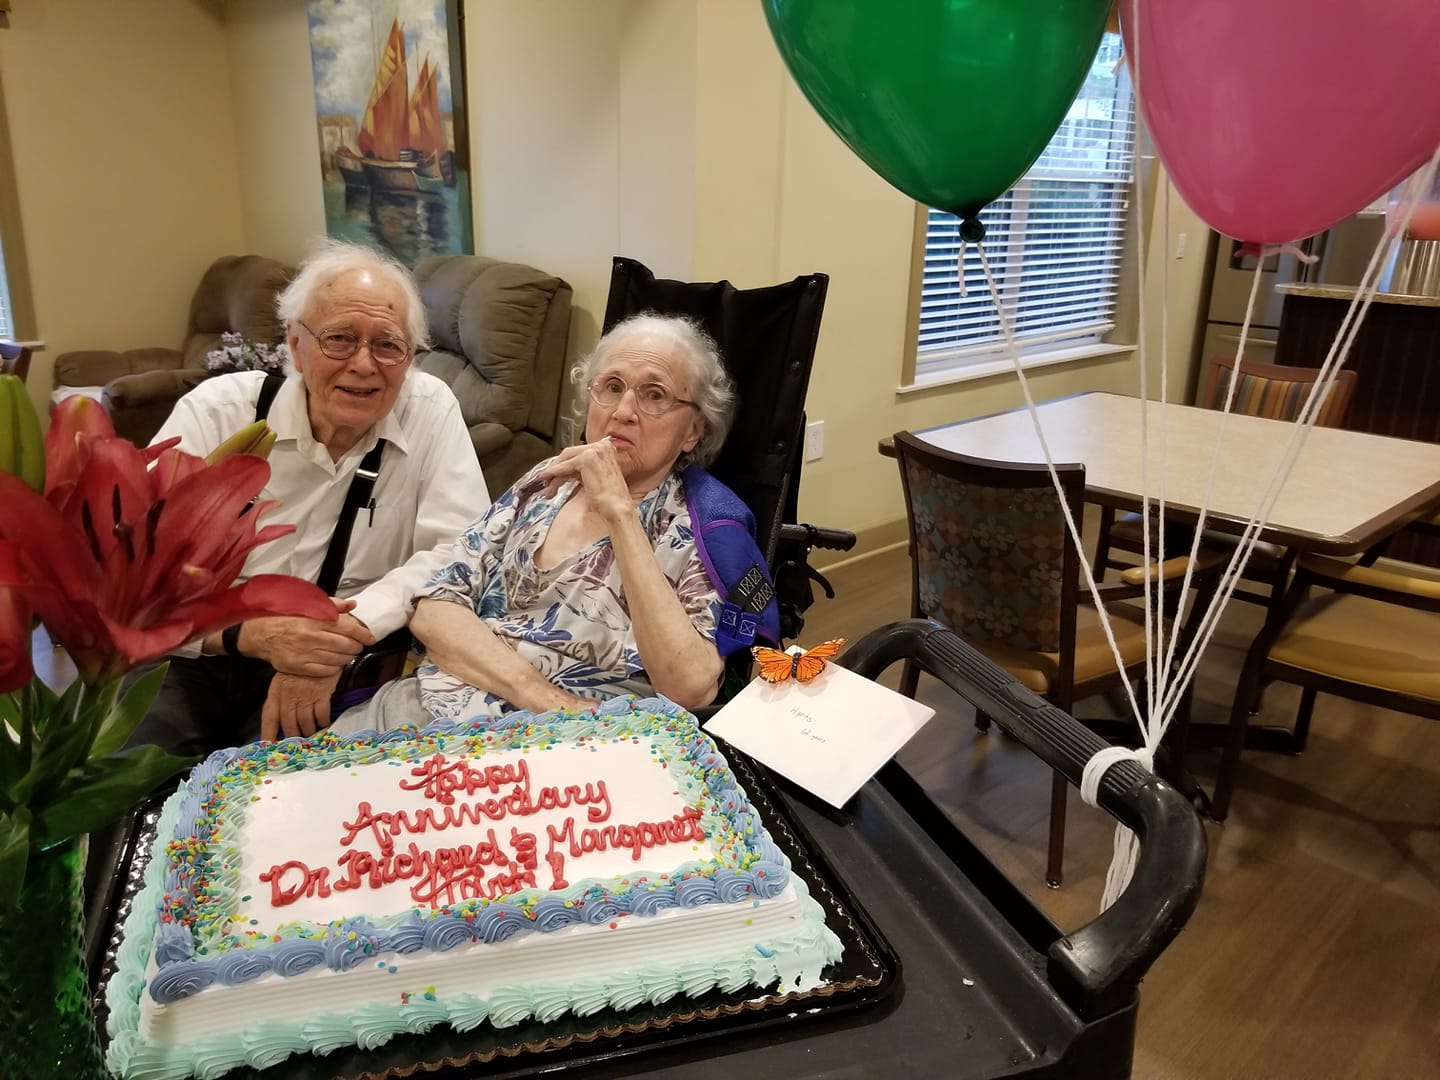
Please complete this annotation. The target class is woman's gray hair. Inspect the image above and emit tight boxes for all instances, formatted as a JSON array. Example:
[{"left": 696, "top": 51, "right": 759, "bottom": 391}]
[
  {"left": 276, "top": 239, "right": 428, "bottom": 351},
  {"left": 571, "top": 313, "right": 736, "bottom": 469}
]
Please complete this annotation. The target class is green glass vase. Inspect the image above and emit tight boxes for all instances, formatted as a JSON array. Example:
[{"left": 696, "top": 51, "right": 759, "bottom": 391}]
[{"left": 0, "top": 837, "right": 105, "bottom": 1078}]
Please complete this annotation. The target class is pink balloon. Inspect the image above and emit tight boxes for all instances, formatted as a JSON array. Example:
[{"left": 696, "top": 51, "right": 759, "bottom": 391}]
[{"left": 1121, "top": 0, "right": 1440, "bottom": 244}]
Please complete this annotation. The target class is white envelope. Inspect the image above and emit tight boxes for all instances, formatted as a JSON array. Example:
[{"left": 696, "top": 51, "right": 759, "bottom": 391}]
[{"left": 704, "top": 656, "right": 936, "bottom": 809}]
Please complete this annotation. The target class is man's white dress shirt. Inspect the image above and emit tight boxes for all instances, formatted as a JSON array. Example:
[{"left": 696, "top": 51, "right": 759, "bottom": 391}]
[{"left": 154, "top": 370, "right": 488, "bottom": 649}]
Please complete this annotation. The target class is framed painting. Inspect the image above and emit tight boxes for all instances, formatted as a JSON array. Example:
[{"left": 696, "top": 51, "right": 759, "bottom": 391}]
[{"left": 306, "top": 0, "right": 474, "bottom": 265}]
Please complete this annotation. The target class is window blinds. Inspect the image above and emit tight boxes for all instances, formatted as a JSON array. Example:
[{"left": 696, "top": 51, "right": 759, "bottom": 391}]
[
  {"left": 916, "top": 35, "right": 1135, "bottom": 377},
  {"left": 0, "top": 231, "right": 12, "bottom": 342}
]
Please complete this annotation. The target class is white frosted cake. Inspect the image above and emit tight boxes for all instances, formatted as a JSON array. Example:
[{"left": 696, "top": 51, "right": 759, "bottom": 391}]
[{"left": 105, "top": 697, "right": 842, "bottom": 1078}]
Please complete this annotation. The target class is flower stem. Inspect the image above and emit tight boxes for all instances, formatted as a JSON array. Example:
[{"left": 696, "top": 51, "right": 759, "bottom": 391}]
[
  {"left": 17, "top": 683, "right": 34, "bottom": 764},
  {"left": 77, "top": 679, "right": 116, "bottom": 763}
]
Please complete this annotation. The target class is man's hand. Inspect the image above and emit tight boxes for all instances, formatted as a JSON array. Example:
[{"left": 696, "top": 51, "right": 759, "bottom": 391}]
[
  {"left": 260, "top": 671, "right": 342, "bottom": 742},
  {"left": 241, "top": 598, "right": 376, "bottom": 676}
]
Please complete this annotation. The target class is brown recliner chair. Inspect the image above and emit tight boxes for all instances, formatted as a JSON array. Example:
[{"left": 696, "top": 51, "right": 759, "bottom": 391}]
[
  {"left": 411, "top": 254, "right": 573, "bottom": 495},
  {"left": 52, "top": 255, "right": 293, "bottom": 445}
]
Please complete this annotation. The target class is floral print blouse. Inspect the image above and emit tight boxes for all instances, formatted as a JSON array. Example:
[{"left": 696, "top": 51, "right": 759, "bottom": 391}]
[{"left": 413, "top": 462, "right": 721, "bottom": 719}]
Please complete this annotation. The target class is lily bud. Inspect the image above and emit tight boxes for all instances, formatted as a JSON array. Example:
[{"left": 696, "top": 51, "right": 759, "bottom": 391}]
[
  {"left": 206, "top": 420, "right": 277, "bottom": 464},
  {"left": 0, "top": 375, "right": 44, "bottom": 493}
]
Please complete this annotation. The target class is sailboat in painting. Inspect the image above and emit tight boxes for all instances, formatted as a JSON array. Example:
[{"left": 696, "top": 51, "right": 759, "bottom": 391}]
[{"left": 334, "top": 18, "right": 452, "bottom": 197}]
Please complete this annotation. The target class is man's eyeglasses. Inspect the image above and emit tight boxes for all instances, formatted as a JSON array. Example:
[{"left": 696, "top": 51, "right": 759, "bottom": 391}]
[
  {"left": 299, "top": 321, "right": 412, "bottom": 366},
  {"left": 588, "top": 374, "right": 698, "bottom": 417}
]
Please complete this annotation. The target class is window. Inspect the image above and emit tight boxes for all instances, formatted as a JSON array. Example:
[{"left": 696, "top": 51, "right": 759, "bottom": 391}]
[
  {"left": 913, "top": 34, "right": 1135, "bottom": 381},
  {"left": 0, "top": 230, "right": 13, "bottom": 341}
]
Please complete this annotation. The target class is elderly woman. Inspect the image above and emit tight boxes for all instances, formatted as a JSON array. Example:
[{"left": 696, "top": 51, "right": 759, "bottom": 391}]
[
  {"left": 335, "top": 313, "right": 777, "bottom": 732},
  {"left": 128, "top": 241, "right": 486, "bottom": 756}
]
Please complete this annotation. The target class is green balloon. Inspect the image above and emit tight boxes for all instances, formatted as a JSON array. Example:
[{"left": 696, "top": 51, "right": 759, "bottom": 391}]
[{"left": 763, "top": 0, "right": 1113, "bottom": 225}]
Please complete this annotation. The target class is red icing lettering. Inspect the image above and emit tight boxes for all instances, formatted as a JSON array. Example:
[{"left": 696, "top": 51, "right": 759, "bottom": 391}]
[
  {"left": 259, "top": 860, "right": 330, "bottom": 907},
  {"left": 545, "top": 806, "right": 705, "bottom": 866},
  {"left": 400, "top": 753, "right": 530, "bottom": 804},
  {"left": 545, "top": 849, "right": 568, "bottom": 890},
  {"left": 260, "top": 750, "right": 688, "bottom": 910},
  {"left": 326, "top": 833, "right": 533, "bottom": 906}
]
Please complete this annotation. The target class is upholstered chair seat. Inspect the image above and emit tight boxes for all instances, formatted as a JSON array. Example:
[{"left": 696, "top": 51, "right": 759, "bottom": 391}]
[
  {"left": 52, "top": 255, "right": 293, "bottom": 445},
  {"left": 978, "top": 605, "right": 1149, "bottom": 695},
  {"left": 1213, "top": 554, "right": 1440, "bottom": 821}
]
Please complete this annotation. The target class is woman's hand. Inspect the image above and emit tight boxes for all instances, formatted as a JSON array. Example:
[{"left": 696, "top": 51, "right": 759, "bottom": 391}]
[
  {"left": 533, "top": 684, "right": 598, "bottom": 714},
  {"left": 535, "top": 439, "right": 634, "bottom": 523}
]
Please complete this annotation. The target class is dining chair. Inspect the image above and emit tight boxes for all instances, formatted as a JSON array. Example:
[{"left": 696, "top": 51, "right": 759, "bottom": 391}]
[
  {"left": 0, "top": 341, "right": 31, "bottom": 383},
  {"left": 892, "top": 430, "right": 1216, "bottom": 887},
  {"left": 1211, "top": 553, "right": 1440, "bottom": 821},
  {"left": 1094, "top": 355, "right": 1359, "bottom": 609}
]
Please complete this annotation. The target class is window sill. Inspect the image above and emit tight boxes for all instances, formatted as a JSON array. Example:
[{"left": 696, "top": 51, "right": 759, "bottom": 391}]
[{"left": 897, "top": 342, "right": 1135, "bottom": 395}]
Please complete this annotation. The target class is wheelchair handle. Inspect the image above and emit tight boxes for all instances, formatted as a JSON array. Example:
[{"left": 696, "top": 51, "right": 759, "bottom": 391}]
[{"left": 778, "top": 523, "right": 857, "bottom": 552}]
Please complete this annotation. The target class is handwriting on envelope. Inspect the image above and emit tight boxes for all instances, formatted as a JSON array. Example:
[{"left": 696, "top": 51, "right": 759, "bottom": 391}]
[{"left": 705, "top": 660, "right": 934, "bottom": 808}]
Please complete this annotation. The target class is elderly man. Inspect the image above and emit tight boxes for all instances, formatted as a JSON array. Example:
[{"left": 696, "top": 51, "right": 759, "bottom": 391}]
[{"left": 128, "top": 241, "right": 487, "bottom": 756}]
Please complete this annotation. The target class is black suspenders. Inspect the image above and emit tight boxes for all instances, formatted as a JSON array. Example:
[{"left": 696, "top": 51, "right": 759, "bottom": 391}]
[{"left": 254, "top": 374, "right": 386, "bottom": 595}]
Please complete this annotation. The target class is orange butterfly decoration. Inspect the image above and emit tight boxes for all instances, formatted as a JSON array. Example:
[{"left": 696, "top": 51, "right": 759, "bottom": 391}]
[{"left": 751, "top": 638, "right": 847, "bottom": 684}]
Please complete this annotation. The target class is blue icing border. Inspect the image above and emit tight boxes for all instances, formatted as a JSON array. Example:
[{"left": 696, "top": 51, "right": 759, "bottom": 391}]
[{"left": 148, "top": 696, "right": 792, "bottom": 1004}]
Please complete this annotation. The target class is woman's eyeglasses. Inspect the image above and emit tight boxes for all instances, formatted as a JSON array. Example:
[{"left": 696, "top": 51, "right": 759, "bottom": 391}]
[
  {"left": 299, "top": 321, "right": 412, "bottom": 366},
  {"left": 588, "top": 374, "right": 698, "bottom": 417}
]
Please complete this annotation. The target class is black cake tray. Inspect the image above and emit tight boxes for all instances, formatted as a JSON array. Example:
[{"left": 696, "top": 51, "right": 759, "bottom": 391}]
[
  {"left": 91, "top": 734, "right": 898, "bottom": 1079},
  {"left": 91, "top": 620, "right": 1206, "bottom": 1079}
]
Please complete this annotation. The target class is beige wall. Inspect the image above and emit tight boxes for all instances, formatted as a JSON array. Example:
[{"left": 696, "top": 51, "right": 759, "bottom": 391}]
[
  {"left": 465, "top": 0, "right": 622, "bottom": 352},
  {"left": 223, "top": 0, "right": 325, "bottom": 264},
  {"left": 463, "top": 1, "right": 1206, "bottom": 535},
  {"left": 0, "top": 0, "right": 1208, "bottom": 540},
  {"left": 0, "top": 0, "right": 248, "bottom": 422}
]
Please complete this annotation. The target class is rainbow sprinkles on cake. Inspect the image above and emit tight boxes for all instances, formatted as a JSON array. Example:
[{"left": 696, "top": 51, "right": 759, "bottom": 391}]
[{"left": 105, "top": 696, "right": 843, "bottom": 1079}]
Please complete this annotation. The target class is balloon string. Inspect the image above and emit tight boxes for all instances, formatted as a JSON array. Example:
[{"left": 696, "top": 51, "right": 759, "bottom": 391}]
[
  {"left": 1125, "top": 0, "right": 1158, "bottom": 737},
  {"left": 1159, "top": 141, "right": 1440, "bottom": 727},
  {"left": 956, "top": 239, "right": 968, "bottom": 298},
  {"left": 973, "top": 242, "right": 1145, "bottom": 731},
  {"left": 1094, "top": 0, "right": 1150, "bottom": 915}
]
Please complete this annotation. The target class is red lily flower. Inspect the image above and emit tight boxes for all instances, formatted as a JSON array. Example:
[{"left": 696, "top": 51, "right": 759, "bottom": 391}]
[
  {"left": 44, "top": 396, "right": 128, "bottom": 506},
  {"left": 0, "top": 412, "right": 334, "bottom": 682},
  {"left": 0, "top": 548, "right": 32, "bottom": 693}
]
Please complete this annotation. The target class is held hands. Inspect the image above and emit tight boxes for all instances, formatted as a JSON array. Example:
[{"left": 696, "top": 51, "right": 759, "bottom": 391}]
[
  {"left": 240, "top": 597, "right": 376, "bottom": 676},
  {"left": 535, "top": 439, "right": 634, "bottom": 523}
]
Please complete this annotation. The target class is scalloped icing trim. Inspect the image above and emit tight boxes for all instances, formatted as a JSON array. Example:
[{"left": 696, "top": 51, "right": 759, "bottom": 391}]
[{"left": 110, "top": 876, "right": 840, "bottom": 1080}]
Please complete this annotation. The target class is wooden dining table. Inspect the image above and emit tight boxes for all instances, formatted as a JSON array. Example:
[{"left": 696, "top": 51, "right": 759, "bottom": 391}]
[
  {"left": 881, "top": 391, "right": 1440, "bottom": 778},
  {"left": 882, "top": 391, "right": 1440, "bottom": 557}
]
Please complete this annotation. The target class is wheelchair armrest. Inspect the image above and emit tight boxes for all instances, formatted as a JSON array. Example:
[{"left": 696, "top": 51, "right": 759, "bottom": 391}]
[
  {"left": 335, "top": 628, "right": 415, "bottom": 695},
  {"left": 840, "top": 618, "right": 1206, "bottom": 1018}
]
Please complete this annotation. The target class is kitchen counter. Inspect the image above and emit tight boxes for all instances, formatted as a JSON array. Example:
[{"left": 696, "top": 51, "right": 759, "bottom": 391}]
[
  {"left": 1276, "top": 281, "right": 1440, "bottom": 307},
  {"left": 1276, "top": 281, "right": 1440, "bottom": 565}
]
